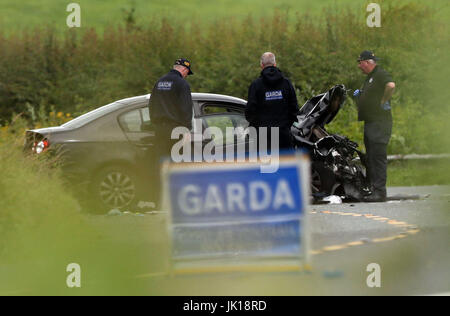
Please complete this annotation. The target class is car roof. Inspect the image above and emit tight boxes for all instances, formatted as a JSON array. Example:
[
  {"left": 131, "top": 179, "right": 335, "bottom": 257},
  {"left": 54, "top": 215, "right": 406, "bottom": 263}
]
[
  {"left": 115, "top": 93, "right": 247, "bottom": 106},
  {"left": 58, "top": 92, "right": 247, "bottom": 130}
]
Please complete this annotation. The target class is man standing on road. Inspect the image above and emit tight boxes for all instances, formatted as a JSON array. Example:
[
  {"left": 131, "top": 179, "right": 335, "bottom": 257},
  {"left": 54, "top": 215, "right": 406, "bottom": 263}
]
[
  {"left": 149, "top": 58, "right": 194, "bottom": 158},
  {"left": 149, "top": 58, "right": 194, "bottom": 206},
  {"left": 354, "top": 50, "right": 396, "bottom": 202},
  {"left": 245, "top": 52, "right": 299, "bottom": 152}
]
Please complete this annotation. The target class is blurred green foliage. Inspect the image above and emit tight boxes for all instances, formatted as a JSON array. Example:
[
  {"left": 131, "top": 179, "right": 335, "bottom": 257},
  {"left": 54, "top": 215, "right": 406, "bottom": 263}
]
[
  {"left": 0, "top": 130, "right": 87, "bottom": 293},
  {"left": 0, "top": 1, "right": 448, "bottom": 155},
  {"left": 1, "top": 0, "right": 448, "bottom": 33},
  {"left": 387, "top": 159, "right": 450, "bottom": 186},
  {"left": 0, "top": 129, "right": 162, "bottom": 295},
  {"left": 0, "top": 0, "right": 449, "bottom": 293}
]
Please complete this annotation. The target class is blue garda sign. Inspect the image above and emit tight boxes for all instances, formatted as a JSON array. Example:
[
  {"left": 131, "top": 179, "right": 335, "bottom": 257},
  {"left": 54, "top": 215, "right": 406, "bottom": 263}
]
[{"left": 163, "top": 155, "right": 310, "bottom": 273}]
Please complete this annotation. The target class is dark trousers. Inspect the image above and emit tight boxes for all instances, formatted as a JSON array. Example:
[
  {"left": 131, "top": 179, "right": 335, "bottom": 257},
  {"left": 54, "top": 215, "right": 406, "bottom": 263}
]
[
  {"left": 364, "top": 120, "right": 392, "bottom": 197},
  {"left": 256, "top": 126, "right": 294, "bottom": 152},
  {"left": 152, "top": 124, "right": 180, "bottom": 207},
  {"left": 153, "top": 124, "right": 180, "bottom": 160}
]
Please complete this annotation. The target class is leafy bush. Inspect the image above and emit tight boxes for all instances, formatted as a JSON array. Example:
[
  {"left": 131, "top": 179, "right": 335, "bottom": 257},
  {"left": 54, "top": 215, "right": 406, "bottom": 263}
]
[
  {"left": 0, "top": 129, "right": 86, "bottom": 257},
  {"left": 0, "top": 0, "right": 448, "bottom": 154},
  {"left": 0, "top": 127, "right": 160, "bottom": 295}
]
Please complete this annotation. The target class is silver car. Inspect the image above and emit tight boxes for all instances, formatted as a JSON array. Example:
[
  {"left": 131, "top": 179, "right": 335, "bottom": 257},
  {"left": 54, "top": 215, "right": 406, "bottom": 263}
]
[{"left": 24, "top": 93, "right": 250, "bottom": 213}]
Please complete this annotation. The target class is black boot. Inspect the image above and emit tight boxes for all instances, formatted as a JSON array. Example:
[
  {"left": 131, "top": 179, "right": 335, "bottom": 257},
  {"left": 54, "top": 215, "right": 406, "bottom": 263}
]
[{"left": 363, "top": 191, "right": 387, "bottom": 203}]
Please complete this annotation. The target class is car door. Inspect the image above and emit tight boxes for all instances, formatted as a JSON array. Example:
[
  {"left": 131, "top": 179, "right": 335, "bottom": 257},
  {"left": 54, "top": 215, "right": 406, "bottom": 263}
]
[
  {"left": 200, "top": 112, "right": 255, "bottom": 161},
  {"left": 117, "top": 106, "right": 157, "bottom": 176},
  {"left": 199, "top": 101, "right": 245, "bottom": 116},
  {"left": 118, "top": 106, "right": 155, "bottom": 146}
]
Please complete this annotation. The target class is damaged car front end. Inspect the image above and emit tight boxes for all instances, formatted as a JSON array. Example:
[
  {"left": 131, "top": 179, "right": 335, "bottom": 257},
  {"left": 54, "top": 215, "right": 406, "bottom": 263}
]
[{"left": 291, "top": 84, "right": 371, "bottom": 202}]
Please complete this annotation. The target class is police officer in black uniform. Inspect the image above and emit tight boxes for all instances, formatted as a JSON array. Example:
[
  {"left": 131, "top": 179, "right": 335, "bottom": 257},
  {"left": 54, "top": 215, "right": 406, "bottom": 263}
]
[
  {"left": 149, "top": 58, "right": 194, "bottom": 158},
  {"left": 354, "top": 51, "right": 396, "bottom": 202},
  {"left": 149, "top": 58, "right": 194, "bottom": 207},
  {"left": 245, "top": 52, "right": 299, "bottom": 151}
]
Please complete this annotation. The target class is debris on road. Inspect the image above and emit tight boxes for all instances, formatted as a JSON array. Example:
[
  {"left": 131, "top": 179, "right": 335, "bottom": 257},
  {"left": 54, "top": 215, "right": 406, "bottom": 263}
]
[
  {"left": 107, "top": 209, "right": 123, "bottom": 216},
  {"left": 322, "top": 195, "right": 343, "bottom": 204}
]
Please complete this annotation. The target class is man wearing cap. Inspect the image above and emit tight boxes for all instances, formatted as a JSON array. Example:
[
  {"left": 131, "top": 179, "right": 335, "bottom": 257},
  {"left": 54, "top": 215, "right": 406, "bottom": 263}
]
[
  {"left": 354, "top": 50, "right": 396, "bottom": 202},
  {"left": 245, "top": 52, "right": 299, "bottom": 152},
  {"left": 149, "top": 58, "right": 194, "bottom": 157},
  {"left": 149, "top": 58, "right": 194, "bottom": 206}
]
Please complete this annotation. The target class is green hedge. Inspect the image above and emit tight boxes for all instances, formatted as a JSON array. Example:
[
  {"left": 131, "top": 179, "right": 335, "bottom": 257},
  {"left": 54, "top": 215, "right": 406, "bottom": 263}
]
[
  {"left": 0, "top": 134, "right": 155, "bottom": 294},
  {"left": 0, "top": 1, "right": 448, "bottom": 154}
]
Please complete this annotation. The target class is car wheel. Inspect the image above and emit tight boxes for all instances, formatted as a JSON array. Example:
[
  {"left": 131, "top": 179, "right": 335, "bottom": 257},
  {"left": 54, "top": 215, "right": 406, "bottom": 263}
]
[{"left": 88, "top": 165, "right": 139, "bottom": 214}]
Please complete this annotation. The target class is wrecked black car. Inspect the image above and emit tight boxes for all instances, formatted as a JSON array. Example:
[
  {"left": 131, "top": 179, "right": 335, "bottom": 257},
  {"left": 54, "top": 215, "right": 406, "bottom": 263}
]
[{"left": 291, "top": 84, "right": 371, "bottom": 202}]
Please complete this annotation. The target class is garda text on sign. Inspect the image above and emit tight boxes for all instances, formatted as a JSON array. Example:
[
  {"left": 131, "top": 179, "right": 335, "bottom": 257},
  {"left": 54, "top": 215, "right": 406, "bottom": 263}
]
[{"left": 163, "top": 155, "right": 310, "bottom": 272}]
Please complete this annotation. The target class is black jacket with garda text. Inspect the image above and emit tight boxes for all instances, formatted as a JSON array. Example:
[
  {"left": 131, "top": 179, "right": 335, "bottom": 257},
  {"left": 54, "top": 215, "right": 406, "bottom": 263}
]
[
  {"left": 149, "top": 69, "right": 193, "bottom": 130},
  {"left": 245, "top": 66, "right": 299, "bottom": 130},
  {"left": 357, "top": 65, "right": 393, "bottom": 122}
]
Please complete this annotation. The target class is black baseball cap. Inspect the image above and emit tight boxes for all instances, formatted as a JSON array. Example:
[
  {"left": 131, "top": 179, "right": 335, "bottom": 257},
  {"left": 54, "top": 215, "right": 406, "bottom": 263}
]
[
  {"left": 357, "top": 50, "right": 379, "bottom": 62},
  {"left": 174, "top": 58, "right": 193, "bottom": 75}
]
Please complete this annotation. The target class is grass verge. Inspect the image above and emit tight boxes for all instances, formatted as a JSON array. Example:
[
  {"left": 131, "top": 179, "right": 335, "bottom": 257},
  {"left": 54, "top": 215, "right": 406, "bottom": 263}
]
[{"left": 388, "top": 159, "right": 450, "bottom": 187}]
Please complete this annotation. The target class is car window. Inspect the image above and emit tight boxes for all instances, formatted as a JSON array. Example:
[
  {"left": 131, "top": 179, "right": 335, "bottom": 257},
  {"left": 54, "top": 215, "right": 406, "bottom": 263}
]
[
  {"left": 203, "top": 114, "right": 248, "bottom": 145},
  {"left": 119, "top": 107, "right": 151, "bottom": 132},
  {"left": 61, "top": 102, "right": 123, "bottom": 129},
  {"left": 203, "top": 105, "right": 229, "bottom": 115},
  {"left": 201, "top": 103, "right": 245, "bottom": 115},
  {"left": 141, "top": 107, "right": 150, "bottom": 124}
]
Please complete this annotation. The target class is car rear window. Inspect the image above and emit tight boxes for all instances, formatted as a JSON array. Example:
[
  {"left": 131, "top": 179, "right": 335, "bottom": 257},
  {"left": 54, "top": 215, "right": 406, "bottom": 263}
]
[
  {"left": 118, "top": 107, "right": 151, "bottom": 132},
  {"left": 201, "top": 102, "right": 245, "bottom": 115},
  {"left": 61, "top": 102, "right": 124, "bottom": 129}
]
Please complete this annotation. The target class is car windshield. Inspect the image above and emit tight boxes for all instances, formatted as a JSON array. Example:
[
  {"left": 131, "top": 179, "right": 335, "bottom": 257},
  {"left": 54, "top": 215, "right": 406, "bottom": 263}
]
[{"left": 61, "top": 102, "right": 123, "bottom": 129}]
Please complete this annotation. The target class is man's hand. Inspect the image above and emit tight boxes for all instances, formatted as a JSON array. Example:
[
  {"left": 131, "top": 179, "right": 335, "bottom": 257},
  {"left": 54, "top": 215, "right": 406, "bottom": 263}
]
[
  {"left": 381, "top": 82, "right": 395, "bottom": 105},
  {"left": 381, "top": 101, "right": 391, "bottom": 110}
]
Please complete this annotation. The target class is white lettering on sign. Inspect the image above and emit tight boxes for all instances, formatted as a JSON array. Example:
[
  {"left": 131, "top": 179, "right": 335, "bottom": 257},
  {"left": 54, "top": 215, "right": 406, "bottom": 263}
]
[
  {"left": 178, "top": 185, "right": 201, "bottom": 215},
  {"left": 177, "top": 179, "right": 295, "bottom": 215},
  {"left": 204, "top": 185, "right": 225, "bottom": 213},
  {"left": 227, "top": 183, "right": 247, "bottom": 212},
  {"left": 273, "top": 179, "right": 295, "bottom": 209},
  {"left": 249, "top": 181, "right": 272, "bottom": 211},
  {"left": 265, "top": 90, "right": 283, "bottom": 101}
]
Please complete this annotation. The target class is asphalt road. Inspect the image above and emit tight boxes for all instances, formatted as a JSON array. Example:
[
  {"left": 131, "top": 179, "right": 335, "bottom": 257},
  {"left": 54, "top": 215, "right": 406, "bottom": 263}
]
[
  {"left": 5, "top": 186, "right": 446, "bottom": 296},
  {"left": 79, "top": 185, "right": 449, "bottom": 296}
]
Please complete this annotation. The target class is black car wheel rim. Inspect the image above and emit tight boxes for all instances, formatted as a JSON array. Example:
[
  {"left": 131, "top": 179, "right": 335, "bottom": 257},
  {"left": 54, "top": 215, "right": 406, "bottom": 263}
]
[{"left": 99, "top": 172, "right": 136, "bottom": 209}]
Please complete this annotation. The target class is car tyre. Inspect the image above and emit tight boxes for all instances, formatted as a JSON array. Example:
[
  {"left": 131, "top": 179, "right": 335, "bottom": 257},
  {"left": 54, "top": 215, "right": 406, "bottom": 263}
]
[{"left": 86, "top": 165, "right": 140, "bottom": 214}]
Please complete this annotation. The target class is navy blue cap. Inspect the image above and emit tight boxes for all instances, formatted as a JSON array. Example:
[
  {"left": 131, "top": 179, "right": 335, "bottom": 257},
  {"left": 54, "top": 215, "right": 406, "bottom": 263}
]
[
  {"left": 174, "top": 58, "right": 193, "bottom": 75},
  {"left": 357, "top": 50, "right": 379, "bottom": 62}
]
